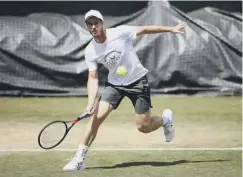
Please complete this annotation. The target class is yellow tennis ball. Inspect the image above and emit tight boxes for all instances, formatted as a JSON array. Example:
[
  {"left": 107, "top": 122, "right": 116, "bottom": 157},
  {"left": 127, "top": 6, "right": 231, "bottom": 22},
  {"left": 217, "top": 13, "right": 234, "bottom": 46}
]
[{"left": 116, "top": 66, "right": 127, "bottom": 76}]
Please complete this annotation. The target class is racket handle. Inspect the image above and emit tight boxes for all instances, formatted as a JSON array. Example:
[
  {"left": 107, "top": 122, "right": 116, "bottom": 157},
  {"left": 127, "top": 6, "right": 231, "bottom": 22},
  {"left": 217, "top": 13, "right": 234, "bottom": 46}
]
[{"left": 77, "top": 113, "right": 89, "bottom": 120}]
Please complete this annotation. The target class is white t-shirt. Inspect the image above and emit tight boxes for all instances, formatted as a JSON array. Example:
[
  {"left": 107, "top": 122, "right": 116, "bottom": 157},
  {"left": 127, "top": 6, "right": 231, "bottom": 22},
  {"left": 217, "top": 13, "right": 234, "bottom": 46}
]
[{"left": 85, "top": 25, "right": 148, "bottom": 86}]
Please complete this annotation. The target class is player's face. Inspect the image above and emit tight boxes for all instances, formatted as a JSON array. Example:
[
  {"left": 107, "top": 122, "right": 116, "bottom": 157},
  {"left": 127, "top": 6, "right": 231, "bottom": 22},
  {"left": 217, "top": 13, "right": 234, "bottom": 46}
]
[{"left": 86, "top": 17, "right": 104, "bottom": 37}]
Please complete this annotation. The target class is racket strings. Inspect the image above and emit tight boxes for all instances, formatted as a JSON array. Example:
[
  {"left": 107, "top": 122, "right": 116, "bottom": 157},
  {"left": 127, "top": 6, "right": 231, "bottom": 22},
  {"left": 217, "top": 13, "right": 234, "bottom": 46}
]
[{"left": 40, "top": 122, "right": 67, "bottom": 148}]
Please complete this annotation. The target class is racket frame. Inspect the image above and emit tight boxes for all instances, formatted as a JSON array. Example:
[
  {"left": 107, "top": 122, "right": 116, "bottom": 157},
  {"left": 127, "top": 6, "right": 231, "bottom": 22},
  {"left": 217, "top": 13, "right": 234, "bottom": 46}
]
[
  {"left": 37, "top": 95, "right": 100, "bottom": 150},
  {"left": 37, "top": 113, "right": 88, "bottom": 150}
]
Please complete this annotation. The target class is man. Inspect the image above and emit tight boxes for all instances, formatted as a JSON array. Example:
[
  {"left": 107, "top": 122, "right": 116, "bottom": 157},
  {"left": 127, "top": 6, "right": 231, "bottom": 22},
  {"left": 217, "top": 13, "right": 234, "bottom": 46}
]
[{"left": 63, "top": 9, "right": 187, "bottom": 171}]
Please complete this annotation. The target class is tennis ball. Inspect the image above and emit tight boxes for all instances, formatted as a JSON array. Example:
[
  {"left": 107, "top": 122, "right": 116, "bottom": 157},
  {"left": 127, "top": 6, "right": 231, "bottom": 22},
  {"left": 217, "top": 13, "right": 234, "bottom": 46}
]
[{"left": 116, "top": 66, "right": 127, "bottom": 76}]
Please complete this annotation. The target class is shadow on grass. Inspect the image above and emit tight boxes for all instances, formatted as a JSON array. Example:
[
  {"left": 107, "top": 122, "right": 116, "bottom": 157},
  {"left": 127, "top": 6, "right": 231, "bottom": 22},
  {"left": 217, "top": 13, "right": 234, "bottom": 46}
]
[{"left": 87, "top": 159, "right": 230, "bottom": 169}]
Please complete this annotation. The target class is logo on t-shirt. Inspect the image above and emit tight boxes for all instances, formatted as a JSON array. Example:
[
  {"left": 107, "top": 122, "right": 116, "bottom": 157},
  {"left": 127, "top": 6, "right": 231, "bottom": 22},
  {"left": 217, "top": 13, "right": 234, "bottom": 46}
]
[{"left": 104, "top": 50, "right": 122, "bottom": 65}]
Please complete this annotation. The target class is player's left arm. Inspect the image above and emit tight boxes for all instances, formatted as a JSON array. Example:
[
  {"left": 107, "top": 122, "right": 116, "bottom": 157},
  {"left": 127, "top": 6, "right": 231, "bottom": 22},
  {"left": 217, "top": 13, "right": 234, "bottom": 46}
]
[{"left": 136, "top": 22, "right": 187, "bottom": 36}]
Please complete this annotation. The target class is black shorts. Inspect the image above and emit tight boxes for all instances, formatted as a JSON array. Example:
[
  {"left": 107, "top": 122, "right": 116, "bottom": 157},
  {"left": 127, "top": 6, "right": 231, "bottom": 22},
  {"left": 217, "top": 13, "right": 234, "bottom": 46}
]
[{"left": 100, "top": 75, "right": 152, "bottom": 114}]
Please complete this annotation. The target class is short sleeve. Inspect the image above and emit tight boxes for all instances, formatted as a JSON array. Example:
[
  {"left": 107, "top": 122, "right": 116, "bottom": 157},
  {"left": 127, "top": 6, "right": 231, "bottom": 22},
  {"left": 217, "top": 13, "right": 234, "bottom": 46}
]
[
  {"left": 85, "top": 48, "right": 98, "bottom": 72},
  {"left": 117, "top": 25, "right": 137, "bottom": 41},
  {"left": 86, "top": 60, "right": 98, "bottom": 71}
]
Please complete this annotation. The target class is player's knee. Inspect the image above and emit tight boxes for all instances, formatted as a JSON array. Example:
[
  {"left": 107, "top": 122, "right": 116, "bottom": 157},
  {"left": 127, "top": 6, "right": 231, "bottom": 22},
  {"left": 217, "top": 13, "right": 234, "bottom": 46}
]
[
  {"left": 91, "top": 113, "right": 108, "bottom": 127},
  {"left": 136, "top": 123, "right": 149, "bottom": 133},
  {"left": 94, "top": 101, "right": 112, "bottom": 126},
  {"left": 96, "top": 115, "right": 106, "bottom": 125},
  {"left": 136, "top": 113, "right": 151, "bottom": 133}
]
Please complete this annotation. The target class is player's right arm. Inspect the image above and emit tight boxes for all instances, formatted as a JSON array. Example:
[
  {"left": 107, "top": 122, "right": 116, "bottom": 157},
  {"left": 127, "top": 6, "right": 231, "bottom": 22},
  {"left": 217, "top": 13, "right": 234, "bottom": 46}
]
[
  {"left": 86, "top": 70, "right": 99, "bottom": 114},
  {"left": 85, "top": 47, "right": 99, "bottom": 115}
]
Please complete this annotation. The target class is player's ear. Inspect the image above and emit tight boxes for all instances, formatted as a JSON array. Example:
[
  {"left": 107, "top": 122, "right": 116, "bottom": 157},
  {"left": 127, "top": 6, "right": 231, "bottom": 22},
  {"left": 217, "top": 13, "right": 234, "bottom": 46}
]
[
  {"left": 85, "top": 22, "right": 88, "bottom": 29},
  {"left": 100, "top": 20, "right": 104, "bottom": 26}
]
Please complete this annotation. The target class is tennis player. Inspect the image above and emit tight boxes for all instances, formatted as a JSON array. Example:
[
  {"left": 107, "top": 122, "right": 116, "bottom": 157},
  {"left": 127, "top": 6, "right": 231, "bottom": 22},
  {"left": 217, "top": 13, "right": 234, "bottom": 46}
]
[{"left": 63, "top": 9, "right": 187, "bottom": 171}]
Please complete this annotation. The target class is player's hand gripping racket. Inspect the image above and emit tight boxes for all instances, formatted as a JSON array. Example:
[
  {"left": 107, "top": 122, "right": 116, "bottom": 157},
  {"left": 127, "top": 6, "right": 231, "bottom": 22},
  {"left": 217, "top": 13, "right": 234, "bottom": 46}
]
[{"left": 38, "top": 95, "right": 100, "bottom": 150}]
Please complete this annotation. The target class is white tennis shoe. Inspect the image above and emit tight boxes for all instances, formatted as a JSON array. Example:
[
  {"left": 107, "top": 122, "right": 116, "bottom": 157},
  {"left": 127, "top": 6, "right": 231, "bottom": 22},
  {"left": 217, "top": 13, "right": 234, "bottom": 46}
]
[
  {"left": 63, "top": 152, "right": 86, "bottom": 171},
  {"left": 162, "top": 109, "right": 175, "bottom": 142}
]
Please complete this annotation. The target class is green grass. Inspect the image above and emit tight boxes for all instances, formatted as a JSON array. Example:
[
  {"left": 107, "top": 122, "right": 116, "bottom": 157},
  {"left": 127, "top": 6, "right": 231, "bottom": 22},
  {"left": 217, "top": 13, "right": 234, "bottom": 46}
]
[
  {"left": 0, "top": 96, "right": 241, "bottom": 123},
  {"left": 0, "top": 96, "right": 241, "bottom": 177},
  {"left": 0, "top": 151, "right": 241, "bottom": 177}
]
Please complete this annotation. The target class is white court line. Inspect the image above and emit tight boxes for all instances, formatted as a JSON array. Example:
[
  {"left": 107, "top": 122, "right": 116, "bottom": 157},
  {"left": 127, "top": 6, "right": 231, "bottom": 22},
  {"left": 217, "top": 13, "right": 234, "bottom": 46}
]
[{"left": 0, "top": 147, "right": 242, "bottom": 152}]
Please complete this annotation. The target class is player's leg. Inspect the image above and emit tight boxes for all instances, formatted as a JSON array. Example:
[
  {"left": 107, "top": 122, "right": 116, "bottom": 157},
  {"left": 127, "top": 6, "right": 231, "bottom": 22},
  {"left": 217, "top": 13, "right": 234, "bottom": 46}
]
[
  {"left": 128, "top": 94, "right": 164, "bottom": 133},
  {"left": 127, "top": 76, "right": 174, "bottom": 142},
  {"left": 135, "top": 108, "right": 174, "bottom": 142},
  {"left": 63, "top": 101, "right": 113, "bottom": 171},
  {"left": 135, "top": 109, "right": 162, "bottom": 133},
  {"left": 79, "top": 84, "right": 124, "bottom": 150},
  {"left": 63, "top": 83, "right": 124, "bottom": 171},
  {"left": 81, "top": 101, "right": 112, "bottom": 147}
]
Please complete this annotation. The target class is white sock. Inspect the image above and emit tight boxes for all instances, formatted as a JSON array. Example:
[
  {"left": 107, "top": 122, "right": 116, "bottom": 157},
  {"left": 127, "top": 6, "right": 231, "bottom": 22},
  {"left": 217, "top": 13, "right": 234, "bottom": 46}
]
[
  {"left": 78, "top": 144, "right": 89, "bottom": 157},
  {"left": 162, "top": 109, "right": 172, "bottom": 126},
  {"left": 162, "top": 117, "right": 169, "bottom": 126},
  {"left": 162, "top": 116, "right": 169, "bottom": 126}
]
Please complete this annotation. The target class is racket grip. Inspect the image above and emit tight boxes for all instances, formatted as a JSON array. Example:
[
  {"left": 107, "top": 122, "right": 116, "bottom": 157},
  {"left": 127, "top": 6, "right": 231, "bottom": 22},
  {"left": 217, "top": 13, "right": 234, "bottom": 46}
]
[{"left": 77, "top": 113, "right": 89, "bottom": 120}]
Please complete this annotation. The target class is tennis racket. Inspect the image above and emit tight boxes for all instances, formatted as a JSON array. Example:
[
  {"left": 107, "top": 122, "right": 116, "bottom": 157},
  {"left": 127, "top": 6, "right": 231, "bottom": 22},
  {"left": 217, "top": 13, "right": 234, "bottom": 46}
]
[{"left": 37, "top": 95, "right": 100, "bottom": 150}]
